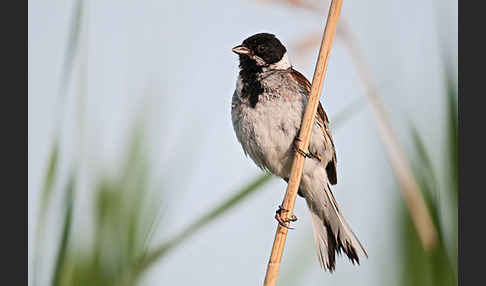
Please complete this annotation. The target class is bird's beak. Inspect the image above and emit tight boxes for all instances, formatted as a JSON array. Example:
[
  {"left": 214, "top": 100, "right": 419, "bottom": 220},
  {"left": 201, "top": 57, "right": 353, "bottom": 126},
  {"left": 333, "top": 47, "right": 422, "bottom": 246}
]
[{"left": 232, "top": 45, "right": 251, "bottom": 55}]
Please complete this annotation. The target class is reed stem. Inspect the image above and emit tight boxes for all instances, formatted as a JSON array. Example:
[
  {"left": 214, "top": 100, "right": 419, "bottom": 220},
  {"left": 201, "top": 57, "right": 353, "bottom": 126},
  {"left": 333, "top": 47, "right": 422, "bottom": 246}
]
[{"left": 262, "top": 1, "right": 343, "bottom": 285}]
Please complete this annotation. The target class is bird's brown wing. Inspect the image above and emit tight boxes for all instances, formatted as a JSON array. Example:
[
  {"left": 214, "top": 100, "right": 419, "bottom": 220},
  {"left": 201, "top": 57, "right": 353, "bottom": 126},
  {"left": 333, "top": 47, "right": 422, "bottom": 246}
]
[{"left": 290, "top": 68, "right": 338, "bottom": 185}]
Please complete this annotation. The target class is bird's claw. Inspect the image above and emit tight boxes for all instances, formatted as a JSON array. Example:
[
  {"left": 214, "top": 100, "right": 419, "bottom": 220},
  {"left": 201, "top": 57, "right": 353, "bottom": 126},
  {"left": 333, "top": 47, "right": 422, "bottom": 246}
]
[
  {"left": 275, "top": 205, "right": 297, "bottom": 229},
  {"left": 293, "top": 137, "right": 312, "bottom": 158}
]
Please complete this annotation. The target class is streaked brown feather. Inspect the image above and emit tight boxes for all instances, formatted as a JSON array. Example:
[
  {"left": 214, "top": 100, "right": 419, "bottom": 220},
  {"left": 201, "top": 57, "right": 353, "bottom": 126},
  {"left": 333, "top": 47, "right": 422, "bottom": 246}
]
[{"left": 290, "top": 68, "right": 338, "bottom": 185}]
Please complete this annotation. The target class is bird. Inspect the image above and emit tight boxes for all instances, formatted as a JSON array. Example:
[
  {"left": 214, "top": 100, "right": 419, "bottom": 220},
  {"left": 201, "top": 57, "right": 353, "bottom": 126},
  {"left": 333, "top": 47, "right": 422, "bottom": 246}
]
[{"left": 230, "top": 32, "right": 367, "bottom": 271}]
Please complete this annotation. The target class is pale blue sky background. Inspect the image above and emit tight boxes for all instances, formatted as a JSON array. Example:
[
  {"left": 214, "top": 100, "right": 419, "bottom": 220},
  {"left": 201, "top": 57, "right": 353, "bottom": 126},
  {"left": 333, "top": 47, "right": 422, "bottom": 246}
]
[{"left": 29, "top": 0, "right": 457, "bottom": 285}]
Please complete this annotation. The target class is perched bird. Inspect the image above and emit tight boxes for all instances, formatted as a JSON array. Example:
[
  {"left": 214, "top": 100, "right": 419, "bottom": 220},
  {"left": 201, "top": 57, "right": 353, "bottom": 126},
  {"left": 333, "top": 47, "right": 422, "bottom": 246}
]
[{"left": 231, "top": 33, "right": 367, "bottom": 271}]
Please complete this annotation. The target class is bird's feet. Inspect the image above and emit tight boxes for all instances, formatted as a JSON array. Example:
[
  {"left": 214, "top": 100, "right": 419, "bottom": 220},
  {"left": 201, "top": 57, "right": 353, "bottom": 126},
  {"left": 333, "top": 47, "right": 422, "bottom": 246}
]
[
  {"left": 275, "top": 205, "right": 298, "bottom": 229},
  {"left": 293, "top": 137, "right": 312, "bottom": 158}
]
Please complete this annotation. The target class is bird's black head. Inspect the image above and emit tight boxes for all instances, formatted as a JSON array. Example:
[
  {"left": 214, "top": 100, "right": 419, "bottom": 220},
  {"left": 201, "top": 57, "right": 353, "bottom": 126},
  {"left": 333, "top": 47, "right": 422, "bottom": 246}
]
[{"left": 232, "top": 33, "right": 287, "bottom": 73}]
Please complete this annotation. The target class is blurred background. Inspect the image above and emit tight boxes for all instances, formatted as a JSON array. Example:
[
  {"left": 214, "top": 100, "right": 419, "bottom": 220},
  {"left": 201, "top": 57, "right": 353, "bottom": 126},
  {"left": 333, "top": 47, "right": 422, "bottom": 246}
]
[{"left": 28, "top": 0, "right": 457, "bottom": 285}]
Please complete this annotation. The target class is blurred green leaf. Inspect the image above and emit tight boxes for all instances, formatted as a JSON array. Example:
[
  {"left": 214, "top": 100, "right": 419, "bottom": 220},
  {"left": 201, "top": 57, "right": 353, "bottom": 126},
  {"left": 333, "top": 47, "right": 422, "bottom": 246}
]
[
  {"left": 396, "top": 42, "right": 458, "bottom": 285},
  {"left": 33, "top": 138, "right": 60, "bottom": 286},
  {"left": 52, "top": 173, "right": 76, "bottom": 286},
  {"left": 59, "top": 0, "right": 83, "bottom": 99},
  {"left": 34, "top": 1, "right": 84, "bottom": 284},
  {"left": 398, "top": 194, "right": 456, "bottom": 286},
  {"left": 39, "top": 138, "right": 60, "bottom": 217},
  {"left": 446, "top": 76, "right": 458, "bottom": 199},
  {"left": 445, "top": 65, "right": 458, "bottom": 275},
  {"left": 50, "top": 119, "right": 162, "bottom": 286},
  {"left": 398, "top": 118, "right": 457, "bottom": 286},
  {"left": 411, "top": 127, "right": 436, "bottom": 185},
  {"left": 134, "top": 173, "right": 273, "bottom": 277}
]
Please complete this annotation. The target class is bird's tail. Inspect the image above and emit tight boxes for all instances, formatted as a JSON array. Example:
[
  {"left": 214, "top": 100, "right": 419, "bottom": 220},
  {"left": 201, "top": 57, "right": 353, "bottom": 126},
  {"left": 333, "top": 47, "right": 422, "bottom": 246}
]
[{"left": 305, "top": 183, "right": 367, "bottom": 271}]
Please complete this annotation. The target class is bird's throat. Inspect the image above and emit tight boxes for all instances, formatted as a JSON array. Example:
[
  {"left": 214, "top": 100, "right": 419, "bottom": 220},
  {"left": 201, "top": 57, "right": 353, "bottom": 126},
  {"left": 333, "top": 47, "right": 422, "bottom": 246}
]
[{"left": 239, "top": 64, "right": 264, "bottom": 109}]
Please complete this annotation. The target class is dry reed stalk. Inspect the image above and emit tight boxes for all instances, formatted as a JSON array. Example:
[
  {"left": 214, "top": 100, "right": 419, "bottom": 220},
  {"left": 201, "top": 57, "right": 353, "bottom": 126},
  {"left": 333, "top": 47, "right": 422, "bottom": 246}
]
[
  {"left": 336, "top": 20, "right": 438, "bottom": 249},
  {"left": 262, "top": 1, "right": 343, "bottom": 285},
  {"left": 278, "top": 0, "right": 438, "bottom": 251}
]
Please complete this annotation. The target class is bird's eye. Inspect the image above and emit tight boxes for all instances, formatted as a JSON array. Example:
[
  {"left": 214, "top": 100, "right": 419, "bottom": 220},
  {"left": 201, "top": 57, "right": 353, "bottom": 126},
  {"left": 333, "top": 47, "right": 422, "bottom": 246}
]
[{"left": 257, "top": 45, "right": 266, "bottom": 53}]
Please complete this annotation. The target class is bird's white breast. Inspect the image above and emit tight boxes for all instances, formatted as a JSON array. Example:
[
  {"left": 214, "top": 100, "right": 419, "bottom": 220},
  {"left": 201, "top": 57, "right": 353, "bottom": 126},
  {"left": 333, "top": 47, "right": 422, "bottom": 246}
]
[
  {"left": 232, "top": 73, "right": 304, "bottom": 177},
  {"left": 231, "top": 69, "right": 330, "bottom": 181}
]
